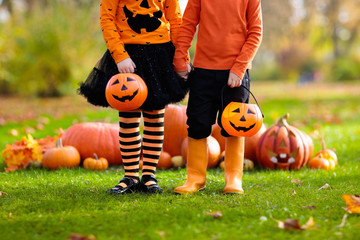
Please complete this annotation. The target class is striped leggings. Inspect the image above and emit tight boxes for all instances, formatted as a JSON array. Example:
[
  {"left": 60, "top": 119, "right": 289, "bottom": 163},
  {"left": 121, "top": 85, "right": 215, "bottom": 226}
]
[{"left": 119, "top": 108, "right": 165, "bottom": 180}]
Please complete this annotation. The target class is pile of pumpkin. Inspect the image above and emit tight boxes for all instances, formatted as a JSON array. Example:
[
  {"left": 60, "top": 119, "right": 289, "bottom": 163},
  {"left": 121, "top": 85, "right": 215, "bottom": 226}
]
[{"left": 52, "top": 105, "right": 337, "bottom": 171}]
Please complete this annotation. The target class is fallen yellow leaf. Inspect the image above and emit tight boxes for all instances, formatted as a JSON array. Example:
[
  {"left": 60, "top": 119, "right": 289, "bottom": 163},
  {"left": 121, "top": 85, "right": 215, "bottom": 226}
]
[
  {"left": 342, "top": 195, "right": 360, "bottom": 214},
  {"left": 302, "top": 217, "right": 315, "bottom": 229}
]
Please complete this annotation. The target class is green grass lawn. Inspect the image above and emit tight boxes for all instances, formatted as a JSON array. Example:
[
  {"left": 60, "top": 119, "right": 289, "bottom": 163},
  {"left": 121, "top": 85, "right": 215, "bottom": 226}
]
[{"left": 1, "top": 82, "right": 360, "bottom": 240}]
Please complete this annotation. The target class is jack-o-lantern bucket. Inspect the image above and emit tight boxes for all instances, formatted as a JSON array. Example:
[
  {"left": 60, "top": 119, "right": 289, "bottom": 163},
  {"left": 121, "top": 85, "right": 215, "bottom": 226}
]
[
  {"left": 221, "top": 85, "right": 264, "bottom": 137},
  {"left": 105, "top": 73, "right": 148, "bottom": 111}
]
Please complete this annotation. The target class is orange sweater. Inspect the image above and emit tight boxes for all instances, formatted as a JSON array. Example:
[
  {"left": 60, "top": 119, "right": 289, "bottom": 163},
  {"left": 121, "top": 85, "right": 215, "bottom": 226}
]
[
  {"left": 100, "top": 0, "right": 182, "bottom": 64},
  {"left": 173, "top": 0, "right": 262, "bottom": 79}
]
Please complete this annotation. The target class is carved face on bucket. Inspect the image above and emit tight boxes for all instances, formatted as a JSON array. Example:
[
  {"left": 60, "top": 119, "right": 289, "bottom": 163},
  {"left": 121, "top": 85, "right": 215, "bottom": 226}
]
[
  {"left": 105, "top": 73, "right": 148, "bottom": 111},
  {"left": 123, "top": 0, "right": 163, "bottom": 34},
  {"left": 111, "top": 77, "right": 139, "bottom": 102},
  {"left": 221, "top": 102, "right": 263, "bottom": 137}
]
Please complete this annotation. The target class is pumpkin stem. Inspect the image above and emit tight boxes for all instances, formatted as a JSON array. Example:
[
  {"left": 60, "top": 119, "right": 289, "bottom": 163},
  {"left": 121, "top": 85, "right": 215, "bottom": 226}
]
[
  {"left": 320, "top": 132, "right": 326, "bottom": 150},
  {"left": 56, "top": 138, "right": 63, "bottom": 148},
  {"left": 93, "top": 153, "right": 98, "bottom": 160},
  {"left": 276, "top": 113, "right": 290, "bottom": 127}
]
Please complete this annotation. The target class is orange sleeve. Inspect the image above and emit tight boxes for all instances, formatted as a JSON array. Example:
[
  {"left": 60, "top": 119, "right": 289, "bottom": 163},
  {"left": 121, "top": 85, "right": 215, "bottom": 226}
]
[
  {"left": 172, "top": 0, "right": 200, "bottom": 72},
  {"left": 165, "top": 0, "right": 190, "bottom": 64},
  {"left": 230, "top": 0, "right": 263, "bottom": 79},
  {"left": 100, "top": 0, "right": 130, "bottom": 64},
  {"left": 164, "top": 0, "right": 182, "bottom": 44}
]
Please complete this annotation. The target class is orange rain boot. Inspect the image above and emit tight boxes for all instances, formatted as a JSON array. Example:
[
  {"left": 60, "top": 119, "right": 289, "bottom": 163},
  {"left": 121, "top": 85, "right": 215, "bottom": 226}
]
[
  {"left": 174, "top": 137, "right": 208, "bottom": 194},
  {"left": 223, "top": 136, "right": 245, "bottom": 194}
]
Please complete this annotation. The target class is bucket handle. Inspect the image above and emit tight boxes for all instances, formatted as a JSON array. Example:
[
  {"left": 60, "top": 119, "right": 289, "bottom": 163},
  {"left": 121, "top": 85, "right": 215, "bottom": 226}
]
[{"left": 221, "top": 84, "right": 264, "bottom": 118}]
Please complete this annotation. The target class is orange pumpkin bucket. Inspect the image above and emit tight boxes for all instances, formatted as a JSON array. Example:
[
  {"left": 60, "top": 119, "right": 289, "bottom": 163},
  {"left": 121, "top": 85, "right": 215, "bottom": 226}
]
[
  {"left": 105, "top": 73, "right": 148, "bottom": 111},
  {"left": 221, "top": 85, "right": 264, "bottom": 137}
]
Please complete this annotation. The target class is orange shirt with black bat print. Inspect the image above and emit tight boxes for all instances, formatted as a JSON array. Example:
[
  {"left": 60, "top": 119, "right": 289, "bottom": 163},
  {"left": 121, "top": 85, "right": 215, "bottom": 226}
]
[{"left": 100, "top": 0, "right": 182, "bottom": 64}]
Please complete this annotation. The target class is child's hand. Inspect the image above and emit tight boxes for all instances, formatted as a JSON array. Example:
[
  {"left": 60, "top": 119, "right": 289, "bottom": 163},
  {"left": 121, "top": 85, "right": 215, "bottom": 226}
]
[
  {"left": 228, "top": 72, "right": 242, "bottom": 88},
  {"left": 177, "top": 64, "right": 192, "bottom": 80},
  {"left": 117, "top": 58, "right": 137, "bottom": 73}
]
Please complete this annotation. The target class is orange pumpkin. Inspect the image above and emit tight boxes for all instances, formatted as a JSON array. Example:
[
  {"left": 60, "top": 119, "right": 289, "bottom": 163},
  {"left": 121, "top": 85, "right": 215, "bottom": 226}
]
[
  {"left": 62, "top": 122, "right": 122, "bottom": 165},
  {"left": 212, "top": 123, "right": 266, "bottom": 163},
  {"left": 256, "top": 113, "right": 314, "bottom": 170},
  {"left": 309, "top": 134, "right": 337, "bottom": 170},
  {"left": 83, "top": 154, "right": 109, "bottom": 170},
  {"left": 308, "top": 153, "right": 335, "bottom": 170},
  {"left": 157, "top": 151, "right": 172, "bottom": 169},
  {"left": 316, "top": 134, "right": 337, "bottom": 165},
  {"left": 181, "top": 136, "right": 221, "bottom": 168},
  {"left": 42, "top": 139, "right": 81, "bottom": 169},
  {"left": 163, "top": 104, "right": 188, "bottom": 156},
  {"left": 221, "top": 102, "right": 263, "bottom": 137},
  {"left": 105, "top": 73, "right": 148, "bottom": 111}
]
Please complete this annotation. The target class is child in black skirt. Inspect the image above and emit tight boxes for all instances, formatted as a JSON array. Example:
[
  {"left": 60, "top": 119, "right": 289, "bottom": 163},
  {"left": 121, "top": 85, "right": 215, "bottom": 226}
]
[{"left": 79, "top": 0, "right": 188, "bottom": 194}]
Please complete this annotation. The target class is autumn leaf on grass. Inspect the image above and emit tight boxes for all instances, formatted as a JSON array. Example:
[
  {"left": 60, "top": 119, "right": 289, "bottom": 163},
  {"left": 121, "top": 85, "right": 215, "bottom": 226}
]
[
  {"left": 291, "top": 179, "right": 302, "bottom": 186},
  {"left": 276, "top": 217, "right": 315, "bottom": 230},
  {"left": 67, "top": 233, "right": 96, "bottom": 240},
  {"left": 0, "top": 191, "right": 8, "bottom": 197},
  {"left": 37, "top": 135, "right": 59, "bottom": 153},
  {"left": 26, "top": 134, "right": 43, "bottom": 162},
  {"left": 205, "top": 211, "right": 223, "bottom": 219},
  {"left": 318, "top": 183, "right": 330, "bottom": 190},
  {"left": 342, "top": 195, "right": 360, "bottom": 214},
  {"left": 302, "top": 205, "right": 317, "bottom": 210}
]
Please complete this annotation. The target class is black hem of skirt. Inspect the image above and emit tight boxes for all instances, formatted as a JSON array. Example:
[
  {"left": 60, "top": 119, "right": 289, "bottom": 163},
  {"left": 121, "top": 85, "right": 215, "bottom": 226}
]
[{"left": 78, "top": 42, "right": 189, "bottom": 111}]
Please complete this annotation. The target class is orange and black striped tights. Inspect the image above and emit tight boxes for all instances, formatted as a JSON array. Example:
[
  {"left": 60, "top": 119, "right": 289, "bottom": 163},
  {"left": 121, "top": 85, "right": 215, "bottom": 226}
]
[{"left": 118, "top": 109, "right": 165, "bottom": 188}]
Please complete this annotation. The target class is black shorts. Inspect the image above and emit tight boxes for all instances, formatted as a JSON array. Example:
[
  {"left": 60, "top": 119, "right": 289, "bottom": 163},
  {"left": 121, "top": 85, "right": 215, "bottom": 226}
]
[{"left": 186, "top": 68, "right": 250, "bottom": 139}]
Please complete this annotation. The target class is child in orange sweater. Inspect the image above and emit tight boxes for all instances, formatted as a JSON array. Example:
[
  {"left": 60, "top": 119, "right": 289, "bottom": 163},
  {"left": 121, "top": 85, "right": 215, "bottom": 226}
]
[
  {"left": 79, "top": 0, "right": 188, "bottom": 194},
  {"left": 173, "top": 0, "right": 263, "bottom": 194}
]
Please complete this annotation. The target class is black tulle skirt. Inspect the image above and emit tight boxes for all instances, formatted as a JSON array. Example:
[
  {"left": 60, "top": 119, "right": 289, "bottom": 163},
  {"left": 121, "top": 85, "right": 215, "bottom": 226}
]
[{"left": 78, "top": 42, "right": 188, "bottom": 111}]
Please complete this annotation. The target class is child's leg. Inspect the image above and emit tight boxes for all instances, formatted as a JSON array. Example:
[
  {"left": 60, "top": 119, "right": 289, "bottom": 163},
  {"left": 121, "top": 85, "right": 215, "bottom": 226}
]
[
  {"left": 218, "top": 70, "right": 249, "bottom": 194},
  {"left": 175, "top": 68, "right": 221, "bottom": 194},
  {"left": 108, "top": 110, "right": 141, "bottom": 194},
  {"left": 174, "top": 137, "right": 208, "bottom": 194},
  {"left": 141, "top": 108, "right": 165, "bottom": 193},
  {"left": 223, "top": 136, "right": 245, "bottom": 194}
]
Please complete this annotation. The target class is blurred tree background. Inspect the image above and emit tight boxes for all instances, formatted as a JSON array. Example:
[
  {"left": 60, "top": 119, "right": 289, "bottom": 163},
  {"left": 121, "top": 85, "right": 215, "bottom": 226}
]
[{"left": 0, "top": 0, "right": 359, "bottom": 97}]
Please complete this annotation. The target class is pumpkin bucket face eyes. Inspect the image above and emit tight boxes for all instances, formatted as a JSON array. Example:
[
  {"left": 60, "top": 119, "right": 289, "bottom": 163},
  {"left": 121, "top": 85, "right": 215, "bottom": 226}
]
[
  {"left": 221, "top": 102, "right": 263, "bottom": 137},
  {"left": 105, "top": 74, "right": 148, "bottom": 111},
  {"left": 110, "top": 77, "right": 139, "bottom": 102}
]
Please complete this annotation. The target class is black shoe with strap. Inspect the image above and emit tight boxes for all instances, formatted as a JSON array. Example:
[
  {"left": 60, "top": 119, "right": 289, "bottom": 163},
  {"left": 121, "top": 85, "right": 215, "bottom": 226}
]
[
  {"left": 140, "top": 175, "right": 162, "bottom": 193},
  {"left": 107, "top": 177, "right": 139, "bottom": 194}
]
